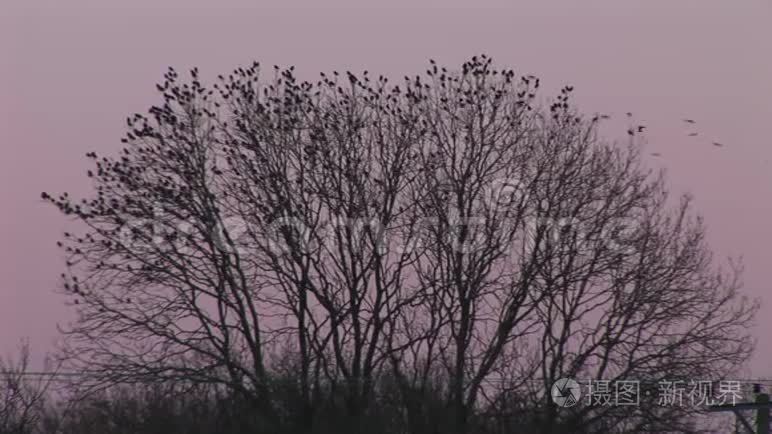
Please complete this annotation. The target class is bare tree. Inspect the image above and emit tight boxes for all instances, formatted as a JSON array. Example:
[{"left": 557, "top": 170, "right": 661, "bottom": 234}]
[
  {"left": 43, "top": 55, "right": 758, "bottom": 434},
  {"left": 0, "top": 341, "right": 58, "bottom": 434}
]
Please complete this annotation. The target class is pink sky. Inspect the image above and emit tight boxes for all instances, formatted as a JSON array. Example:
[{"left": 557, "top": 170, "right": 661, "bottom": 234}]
[{"left": 1, "top": 0, "right": 771, "bottom": 377}]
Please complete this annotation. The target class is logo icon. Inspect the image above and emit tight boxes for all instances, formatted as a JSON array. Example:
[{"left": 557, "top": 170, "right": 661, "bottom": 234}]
[
  {"left": 552, "top": 378, "right": 582, "bottom": 408},
  {"left": 485, "top": 177, "right": 529, "bottom": 209}
]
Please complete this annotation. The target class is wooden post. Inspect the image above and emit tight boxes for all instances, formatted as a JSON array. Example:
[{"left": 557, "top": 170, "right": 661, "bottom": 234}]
[{"left": 757, "top": 393, "right": 770, "bottom": 434}]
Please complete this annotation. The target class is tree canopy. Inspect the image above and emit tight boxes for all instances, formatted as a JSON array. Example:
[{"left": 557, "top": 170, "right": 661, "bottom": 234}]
[{"left": 41, "top": 55, "right": 757, "bottom": 434}]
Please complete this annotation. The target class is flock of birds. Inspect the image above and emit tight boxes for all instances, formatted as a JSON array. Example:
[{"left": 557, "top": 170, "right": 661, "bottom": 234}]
[
  {"left": 681, "top": 118, "right": 724, "bottom": 148},
  {"left": 620, "top": 113, "right": 726, "bottom": 158}
]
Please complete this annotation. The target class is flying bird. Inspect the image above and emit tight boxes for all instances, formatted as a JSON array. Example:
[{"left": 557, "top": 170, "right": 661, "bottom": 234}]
[
  {"left": 651, "top": 152, "right": 661, "bottom": 157},
  {"left": 688, "top": 132, "right": 698, "bottom": 137},
  {"left": 683, "top": 119, "right": 696, "bottom": 124},
  {"left": 637, "top": 126, "right": 646, "bottom": 132},
  {"left": 712, "top": 142, "right": 724, "bottom": 147}
]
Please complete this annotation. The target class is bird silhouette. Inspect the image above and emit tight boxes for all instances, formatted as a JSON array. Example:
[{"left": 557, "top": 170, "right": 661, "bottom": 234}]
[
  {"left": 637, "top": 126, "right": 646, "bottom": 132},
  {"left": 688, "top": 132, "right": 698, "bottom": 137},
  {"left": 712, "top": 142, "right": 724, "bottom": 147},
  {"left": 651, "top": 152, "right": 661, "bottom": 157},
  {"left": 683, "top": 119, "right": 696, "bottom": 124}
]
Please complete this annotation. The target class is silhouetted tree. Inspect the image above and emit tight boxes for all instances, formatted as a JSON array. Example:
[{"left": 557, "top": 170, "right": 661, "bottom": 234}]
[
  {"left": 43, "top": 55, "right": 758, "bottom": 434},
  {"left": 0, "top": 341, "right": 57, "bottom": 434}
]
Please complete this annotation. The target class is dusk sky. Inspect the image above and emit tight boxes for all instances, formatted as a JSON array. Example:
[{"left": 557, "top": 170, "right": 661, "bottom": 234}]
[{"left": 1, "top": 0, "right": 771, "bottom": 378}]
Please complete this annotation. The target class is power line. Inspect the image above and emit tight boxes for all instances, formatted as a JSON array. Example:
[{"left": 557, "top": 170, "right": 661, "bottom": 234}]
[{"left": 8, "top": 371, "right": 772, "bottom": 385}]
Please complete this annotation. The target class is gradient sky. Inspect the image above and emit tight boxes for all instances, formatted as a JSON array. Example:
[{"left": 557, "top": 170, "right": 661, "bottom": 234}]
[{"left": 1, "top": 0, "right": 771, "bottom": 377}]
